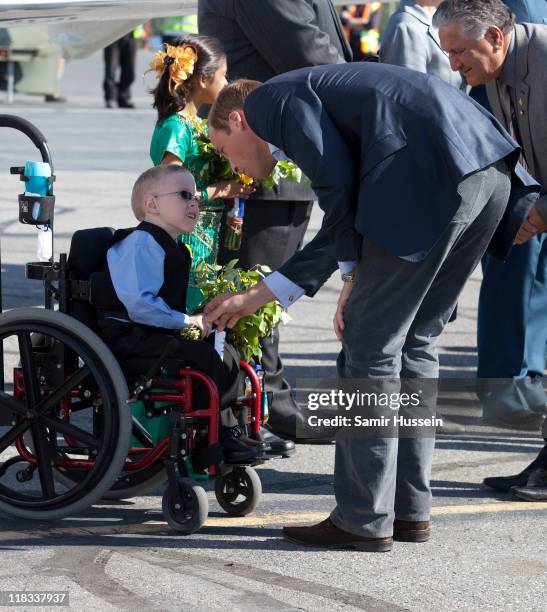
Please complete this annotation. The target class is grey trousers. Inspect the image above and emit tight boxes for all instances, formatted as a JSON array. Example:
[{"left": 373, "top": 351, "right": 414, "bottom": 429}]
[{"left": 331, "top": 160, "right": 511, "bottom": 537}]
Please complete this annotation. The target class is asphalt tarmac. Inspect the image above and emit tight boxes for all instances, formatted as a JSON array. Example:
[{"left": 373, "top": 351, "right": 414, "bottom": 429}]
[{"left": 0, "top": 49, "right": 545, "bottom": 612}]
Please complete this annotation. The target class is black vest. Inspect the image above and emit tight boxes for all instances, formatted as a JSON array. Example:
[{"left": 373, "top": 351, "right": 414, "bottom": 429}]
[{"left": 92, "top": 221, "right": 191, "bottom": 323}]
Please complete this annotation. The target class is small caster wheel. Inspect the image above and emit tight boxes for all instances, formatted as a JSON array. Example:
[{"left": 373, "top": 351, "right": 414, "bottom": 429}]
[
  {"left": 162, "top": 477, "right": 208, "bottom": 534},
  {"left": 215, "top": 466, "right": 262, "bottom": 516}
]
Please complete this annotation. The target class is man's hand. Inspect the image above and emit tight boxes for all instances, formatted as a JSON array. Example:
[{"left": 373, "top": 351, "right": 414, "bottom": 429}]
[
  {"left": 333, "top": 281, "right": 354, "bottom": 341},
  {"left": 514, "top": 206, "right": 547, "bottom": 245},
  {"left": 204, "top": 281, "right": 276, "bottom": 330},
  {"left": 207, "top": 180, "right": 255, "bottom": 201},
  {"left": 187, "top": 314, "right": 212, "bottom": 338}
]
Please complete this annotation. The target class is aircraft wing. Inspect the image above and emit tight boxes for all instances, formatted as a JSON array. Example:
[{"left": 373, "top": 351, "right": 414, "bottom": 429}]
[{"left": 0, "top": 1, "right": 198, "bottom": 58}]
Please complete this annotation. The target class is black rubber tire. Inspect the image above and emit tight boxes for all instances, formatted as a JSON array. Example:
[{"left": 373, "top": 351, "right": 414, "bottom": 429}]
[
  {"left": 161, "top": 477, "right": 208, "bottom": 534},
  {"left": 0, "top": 308, "right": 131, "bottom": 520},
  {"left": 214, "top": 466, "right": 261, "bottom": 516}
]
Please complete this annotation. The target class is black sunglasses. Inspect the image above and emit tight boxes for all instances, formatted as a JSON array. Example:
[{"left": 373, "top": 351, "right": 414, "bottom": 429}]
[{"left": 153, "top": 189, "right": 200, "bottom": 203}]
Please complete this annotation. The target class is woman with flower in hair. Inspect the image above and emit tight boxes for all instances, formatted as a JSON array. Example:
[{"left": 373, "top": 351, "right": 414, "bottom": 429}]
[{"left": 149, "top": 35, "right": 255, "bottom": 312}]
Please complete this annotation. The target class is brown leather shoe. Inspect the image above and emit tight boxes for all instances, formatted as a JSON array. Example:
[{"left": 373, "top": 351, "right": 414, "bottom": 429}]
[
  {"left": 282, "top": 517, "right": 393, "bottom": 552},
  {"left": 393, "top": 520, "right": 431, "bottom": 542}
]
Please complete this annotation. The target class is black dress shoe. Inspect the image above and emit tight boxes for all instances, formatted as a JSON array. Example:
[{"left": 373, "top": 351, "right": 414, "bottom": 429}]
[
  {"left": 483, "top": 471, "right": 530, "bottom": 492},
  {"left": 257, "top": 426, "right": 295, "bottom": 457},
  {"left": 511, "top": 469, "right": 547, "bottom": 501},
  {"left": 268, "top": 411, "right": 336, "bottom": 444},
  {"left": 118, "top": 100, "right": 135, "bottom": 109},
  {"left": 220, "top": 426, "right": 266, "bottom": 463},
  {"left": 44, "top": 94, "right": 66, "bottom": 102},
  {"left": 482, "top": 410, "right": 544, "bottom": 431},
  {"left": 483, "top": 446, "right": 547, "bottom": 492}
]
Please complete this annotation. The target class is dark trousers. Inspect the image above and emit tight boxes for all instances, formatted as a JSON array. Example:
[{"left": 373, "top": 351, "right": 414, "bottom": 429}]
[
  {"left": 99, "top": 320, "right": 240, "bottom": 421},
  {"left": 218, "top": 198, "right": 313, "bottom": 426},
  {"left": 103, "top": 33, "right": 137, "bottom": 105},
  {"left": 477, "top": 235, "right": 547, "bottom": 420}
]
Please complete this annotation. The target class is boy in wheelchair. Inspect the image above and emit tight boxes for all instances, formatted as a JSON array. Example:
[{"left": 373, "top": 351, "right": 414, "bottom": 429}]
[{"left": 92, "top": 164, "right": 265, "bottom": 463}]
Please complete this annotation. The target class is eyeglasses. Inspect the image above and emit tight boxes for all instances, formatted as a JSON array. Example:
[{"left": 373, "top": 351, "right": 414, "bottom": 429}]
[{"left": 153, "top": 189, "right": 200, "bottom": 204}]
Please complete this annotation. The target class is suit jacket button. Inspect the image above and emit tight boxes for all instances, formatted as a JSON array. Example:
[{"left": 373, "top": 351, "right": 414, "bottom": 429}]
[{"left": 519, "top": 110, "right": 524, "bottom": 115}]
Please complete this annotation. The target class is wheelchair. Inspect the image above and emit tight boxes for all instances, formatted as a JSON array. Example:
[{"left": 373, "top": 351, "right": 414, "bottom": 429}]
[{"left": 0, "top": 115, "right": 275, "bottom": 534}]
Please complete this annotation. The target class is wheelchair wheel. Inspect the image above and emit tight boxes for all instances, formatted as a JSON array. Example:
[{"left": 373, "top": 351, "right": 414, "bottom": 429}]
[
  {"left": 161, "top": 477, "right": 208, "bottom": 534},
  {"left": 214, "top": 466, "right": 261, "bottom": 516},
  {"left": 0, "top": 308, "right": 131, "bottom": 520}
]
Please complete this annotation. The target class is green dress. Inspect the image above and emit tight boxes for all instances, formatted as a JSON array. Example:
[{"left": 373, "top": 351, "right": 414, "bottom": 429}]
[{"left": 150, "top": 114, "right": 224, "bottom": 314}]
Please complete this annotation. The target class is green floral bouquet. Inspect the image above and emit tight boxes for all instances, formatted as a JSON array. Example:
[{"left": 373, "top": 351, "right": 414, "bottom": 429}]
[{"left": 195, "top": 259, "right": 290, "bottom": 363}]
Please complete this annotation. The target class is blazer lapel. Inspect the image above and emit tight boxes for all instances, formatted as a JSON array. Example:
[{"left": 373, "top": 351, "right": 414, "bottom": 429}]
[
  {"left": 426, "top": 25, "right": 444, "bottom": 55},
  {"left": 486, "top": 80, "right": 506, "bottom": 129},
  {"left": 405, "top": 5, "right": 447, "bottom": 58},
  {"left": 512, "top": 26, "right": 535, "bottom": 175}
]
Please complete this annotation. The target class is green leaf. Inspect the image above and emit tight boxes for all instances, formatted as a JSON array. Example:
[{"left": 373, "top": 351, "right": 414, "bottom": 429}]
[{"left": 200, "top": 260, "right": 289, "bottom": 363}]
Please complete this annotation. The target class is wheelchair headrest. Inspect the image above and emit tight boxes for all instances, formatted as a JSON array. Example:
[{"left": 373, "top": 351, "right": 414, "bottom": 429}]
[{"left": 68, "top": 227, "right": 115, "bottom": 279}]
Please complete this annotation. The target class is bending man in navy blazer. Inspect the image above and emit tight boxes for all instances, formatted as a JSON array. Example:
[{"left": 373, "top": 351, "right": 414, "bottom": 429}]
[{"left": 204, "top": 63, "right": 540, "bottom": 551}]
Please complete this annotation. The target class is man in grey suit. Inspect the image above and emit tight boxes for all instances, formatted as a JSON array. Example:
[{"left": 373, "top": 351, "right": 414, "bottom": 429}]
[
  {"left": 198, "top": 0, "right": 352, "bottom": 442},
  {"left": 381, "top": 0, "right": 467, "bottom": 91},
  {"left": 203, "top": 63, "right": 539, "bottom": 550},
  {"left": 435, "top": 0, "right": 547, "bottom": 499}
]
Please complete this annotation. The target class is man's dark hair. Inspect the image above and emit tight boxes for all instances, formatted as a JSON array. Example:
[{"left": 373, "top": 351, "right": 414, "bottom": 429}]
[
  {"left": 433, "top": 0, "right": 514, "bottom": 38},
  {"left": 208, "top": 79, "right": 262, "bottom": 133}
]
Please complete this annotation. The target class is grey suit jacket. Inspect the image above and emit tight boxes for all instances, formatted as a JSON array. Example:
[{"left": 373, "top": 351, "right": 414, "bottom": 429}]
[
  {"left": 198, "top": 0, "right": 352, "bottom": 201},
  {"left": 380, "top": 3, "right": 467, "bottom": 91},
  {"left": 486, "top": 23, "right": 547, "bottom": 221}
]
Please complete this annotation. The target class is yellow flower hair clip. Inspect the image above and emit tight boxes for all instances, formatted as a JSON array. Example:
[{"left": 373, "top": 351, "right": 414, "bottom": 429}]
[{"left": 149, "top": 43, "right": 198, "bottom": 91}]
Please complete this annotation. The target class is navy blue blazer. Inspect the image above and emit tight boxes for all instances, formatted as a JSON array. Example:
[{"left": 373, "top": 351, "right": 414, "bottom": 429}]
[{"left": 243, "top": 62, "right": 540, "bottom": 295}]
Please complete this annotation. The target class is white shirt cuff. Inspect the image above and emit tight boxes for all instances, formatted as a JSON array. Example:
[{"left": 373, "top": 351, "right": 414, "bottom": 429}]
[
  {"left": 263, "top": 272, "right": 305, "bottom": 308},
  {"left": 174, "top": 312, "right": 190, "bottom": 329},
  {"left": 338, "top": 261, "right": 357, "bottom": 273}
]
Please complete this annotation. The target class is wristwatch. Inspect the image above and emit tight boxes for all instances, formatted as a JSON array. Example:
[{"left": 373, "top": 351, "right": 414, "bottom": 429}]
[{"left": 341, "top": 271, "right": 356, "bottom": 283}]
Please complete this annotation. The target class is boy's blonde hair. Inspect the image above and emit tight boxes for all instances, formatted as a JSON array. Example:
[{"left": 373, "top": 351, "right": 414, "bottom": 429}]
[{"left": 131, "top": 165, "right": 194, "bottom": 221}]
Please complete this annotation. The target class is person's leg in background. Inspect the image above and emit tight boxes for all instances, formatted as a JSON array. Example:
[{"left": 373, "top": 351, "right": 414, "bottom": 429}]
[
  {"left": 477, "top": 235, "right": 547, "bottom": 430},
  {"left": 103, "top": 39, "right": 120, "bottom": 108},
  {"left": 117, "top": 32, "right": 138, "bottom": 108},
  {"left": 218, "top": 198, "right": 321, "bottom": 442}
]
